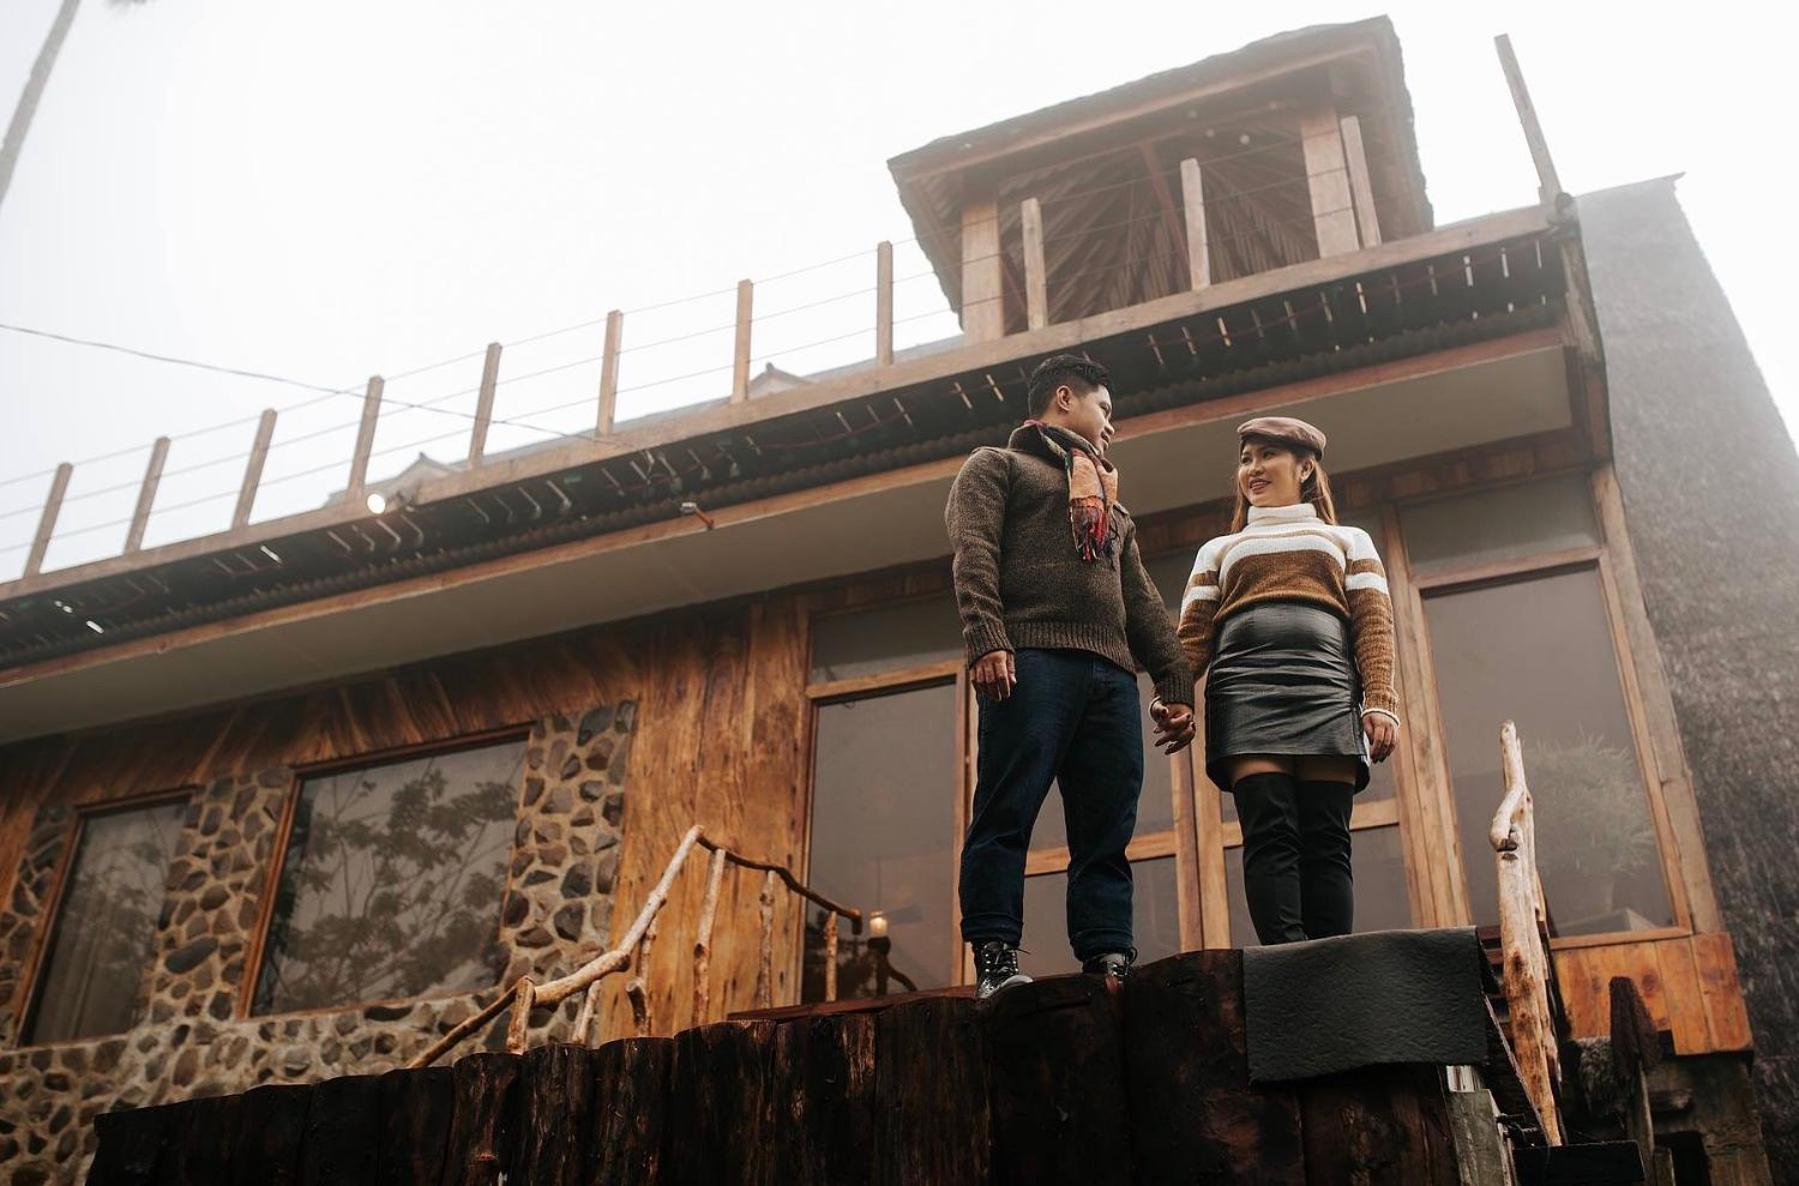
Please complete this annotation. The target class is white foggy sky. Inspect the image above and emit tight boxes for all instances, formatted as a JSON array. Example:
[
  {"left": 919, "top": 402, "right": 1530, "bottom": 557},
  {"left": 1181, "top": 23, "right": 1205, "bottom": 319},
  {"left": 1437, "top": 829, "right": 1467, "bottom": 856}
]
[{"left": 1, "top": 1, "right": 1793, "bottom": 581}]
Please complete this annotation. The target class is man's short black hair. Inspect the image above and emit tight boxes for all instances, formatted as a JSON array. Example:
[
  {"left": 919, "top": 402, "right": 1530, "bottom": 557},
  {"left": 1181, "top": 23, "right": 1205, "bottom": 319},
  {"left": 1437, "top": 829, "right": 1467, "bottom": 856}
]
[{"left": 1026, "top": 354, "right": 1109, "bottom": 418}]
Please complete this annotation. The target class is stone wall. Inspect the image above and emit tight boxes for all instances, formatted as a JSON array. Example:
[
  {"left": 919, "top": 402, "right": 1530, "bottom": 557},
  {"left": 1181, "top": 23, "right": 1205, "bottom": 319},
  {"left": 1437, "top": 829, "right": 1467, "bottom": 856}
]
[{"left": 0, "top": 699, "right": 635, "bottom": 1186}]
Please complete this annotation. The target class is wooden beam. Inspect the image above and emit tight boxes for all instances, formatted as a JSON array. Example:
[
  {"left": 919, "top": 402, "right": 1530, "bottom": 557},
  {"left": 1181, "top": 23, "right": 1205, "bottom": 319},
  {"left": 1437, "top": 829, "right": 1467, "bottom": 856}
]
[
  {"left": 232, "top": 410, "right": 278, "bottom": 531},
  {"left": 123, "top": 436, "right": 170, "bottom": 554},
  {"left": 468, "top": 343, "right": 501, "bottom": 466},
  {"left": 1494, "top": 34, "right": 1563, "bottom": 207},
  {"left": 0, "top": 205, "right": 1554, "bottom": 603},
  {"left": 1020, "top": 198, "right": 1048, "bottom": 331},
  {"left": 875, "top": 241, "right": 894, "bottom": 366},
  {"left": 1299, "top": 106, "right": 1359, "bottom": 257},
  {"left": 1339, "top": 115, "right": 1382, "bottom": 247},
  {"left": 598, "top": 310, "right": 623, "bottom": 435},
  {"left": 731, "top": 280, "right": 753, "bottom": 403},
  {"left": 1138, "top": 142, "right": 1189, "bottom": 272},
  {"left": 1590, "top": 466, "right": 1723, "bottom": 932},
  {"left": 346, "top": 375, "right": 384, "bottom": 499},
  {"left": 1179, "top": 158, "right": 1210, "bottom": 289},
  {"left": 23, "top": 462, "right": 72, "bottom": 577},
  {"left": 960, "top": 200, "right": 1004, "bottom": 343}
]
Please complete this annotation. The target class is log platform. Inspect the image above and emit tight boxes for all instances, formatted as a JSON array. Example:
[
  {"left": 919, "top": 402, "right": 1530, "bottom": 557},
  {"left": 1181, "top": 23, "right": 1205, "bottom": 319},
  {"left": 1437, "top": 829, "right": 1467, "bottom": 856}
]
[{"left": 85, "top": 950, "right": 1498, "bottom": 1185}]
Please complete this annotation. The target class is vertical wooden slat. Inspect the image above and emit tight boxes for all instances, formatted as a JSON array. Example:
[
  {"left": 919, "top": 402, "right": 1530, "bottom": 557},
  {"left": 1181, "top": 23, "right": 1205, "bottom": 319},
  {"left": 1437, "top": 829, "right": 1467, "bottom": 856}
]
[
  {"left": 23, "top": 461, "right": 71, "bottom": 577},
  {"left": 597, "top": 310, "right": 623, "bottom": 436},
  {"left": 468, "top": 343, "right": 501, "bottom": 466},
  {"left": 875, "top": 240, "right": 894, "bottom": 366},
  {"left": 1494, "top": 34, "right": 1563, "bottom": 206},
  {"left": 1179, "top": 158, "right": 1210, "bottom": 290},
  {"left": 959, "top": 200, "right": 1004, "bottom": 343},
  {"left": 1339, "top": 115, "right": 1382, "bottom": 248},
  {"left": 123, "top": 436, "right": 170, "bottom": 554},
  {"left": 1020, "top": 197, "right": 1048, "bottom": 331},
  {"left": 731, "top": 279, "right": 753, "bottom": 403},
  {"left": 1171, "top": 749, "right": 1205, "bottom": 952},
  {"left": 232, "top": 409, "right": 278, "bottom": 530},
  {"left": 1299, "top": 107, "right": 1359, "bottom": 258},
  {"left": 345, "top": 375, "right": 384, "bottom": 499}
]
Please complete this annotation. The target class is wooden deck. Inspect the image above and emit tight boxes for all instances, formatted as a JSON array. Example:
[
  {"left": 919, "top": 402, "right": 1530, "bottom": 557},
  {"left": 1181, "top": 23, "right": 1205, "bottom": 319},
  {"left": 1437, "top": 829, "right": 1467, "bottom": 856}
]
[{"left": 83, "top": 949, "right": 1515, "bottom": 1186}]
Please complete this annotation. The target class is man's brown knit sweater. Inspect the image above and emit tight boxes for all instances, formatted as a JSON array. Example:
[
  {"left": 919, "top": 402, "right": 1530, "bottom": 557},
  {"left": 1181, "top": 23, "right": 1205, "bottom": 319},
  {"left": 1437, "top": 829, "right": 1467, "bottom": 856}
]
[{"left": 945, "top": 425, "right": 1196, "bottom": 707}]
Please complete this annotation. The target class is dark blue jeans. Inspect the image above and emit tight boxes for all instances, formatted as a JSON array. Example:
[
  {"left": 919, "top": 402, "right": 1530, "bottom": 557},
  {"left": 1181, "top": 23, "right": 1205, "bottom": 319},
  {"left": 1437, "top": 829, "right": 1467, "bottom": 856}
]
[{"left": 959, "top": 648, "right": 1143, "bottom": 963}]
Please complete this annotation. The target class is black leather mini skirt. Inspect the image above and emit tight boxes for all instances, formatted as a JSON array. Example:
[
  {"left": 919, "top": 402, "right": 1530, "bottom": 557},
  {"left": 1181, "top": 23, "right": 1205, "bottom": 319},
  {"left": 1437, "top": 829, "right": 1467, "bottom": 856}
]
[{"left": 1205, "top": 601, "right": 1369, "bottom": 791}]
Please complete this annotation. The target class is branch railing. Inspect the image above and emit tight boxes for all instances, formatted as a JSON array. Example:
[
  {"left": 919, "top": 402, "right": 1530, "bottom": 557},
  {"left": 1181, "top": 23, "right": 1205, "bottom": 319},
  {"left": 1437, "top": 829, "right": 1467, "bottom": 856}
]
[
  {"left": 1491, "top": 720, "right": 1564, "bottom": 1145},
  {"left": 407, "top": 823, "right": 861, "bottom": 1069}
]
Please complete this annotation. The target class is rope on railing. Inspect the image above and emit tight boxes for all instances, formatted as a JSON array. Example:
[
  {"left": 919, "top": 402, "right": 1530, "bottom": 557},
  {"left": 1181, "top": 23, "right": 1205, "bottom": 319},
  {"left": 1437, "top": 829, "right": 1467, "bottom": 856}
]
[
  {"left": 1492, "top": 720, "right": 1564, "bottom": 1144},
  {"left": 406, "top": 823, "right": 862, "bottom": 1069}
]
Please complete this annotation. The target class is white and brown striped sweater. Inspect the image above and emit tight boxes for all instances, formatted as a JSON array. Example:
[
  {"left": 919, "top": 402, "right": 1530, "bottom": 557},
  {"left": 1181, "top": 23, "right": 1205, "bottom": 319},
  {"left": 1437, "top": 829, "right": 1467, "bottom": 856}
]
[{"left": 1177, "top": 502, "right": 1401, "bottom": 721}]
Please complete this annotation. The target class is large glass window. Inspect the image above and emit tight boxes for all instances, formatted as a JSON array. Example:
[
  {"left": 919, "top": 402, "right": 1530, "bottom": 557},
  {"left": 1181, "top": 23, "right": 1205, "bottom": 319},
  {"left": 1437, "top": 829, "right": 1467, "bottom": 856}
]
[
  {"left": 251, "top": 738, "right": 525, "bottom": 1015},
  {"left": 810, "top": 597, "right": 964, "bottom": 683},
  {"left": 1402, "top": 476, "right": 1599, "bottom": 579},
  {"left": 1423, "top": 568, "right": 1671, "bottom": 936},
  {"left": 803, "top": 682, "right": 961, "bottom": 1000},
  {"left": 25, "top": 799, "right": 187, "bottom": 1044}
]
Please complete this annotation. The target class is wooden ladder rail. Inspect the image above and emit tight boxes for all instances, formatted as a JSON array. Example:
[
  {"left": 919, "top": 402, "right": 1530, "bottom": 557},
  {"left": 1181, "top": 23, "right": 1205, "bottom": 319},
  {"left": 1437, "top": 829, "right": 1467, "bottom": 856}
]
[
  {"left": 407, "top": 824, "right": 862, "bottom": 1068},
  {"left": 1491, "top": 720, "right": 1564, "bottom": 1145}
]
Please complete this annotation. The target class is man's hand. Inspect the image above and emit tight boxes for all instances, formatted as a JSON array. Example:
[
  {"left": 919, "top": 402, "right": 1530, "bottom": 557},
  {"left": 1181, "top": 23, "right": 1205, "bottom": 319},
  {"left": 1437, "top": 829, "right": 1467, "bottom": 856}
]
[
  {"left": 1150, "top": 698, "right": 1197, "bottom": 754},
  {"left": 1363, "top": 713, "right": 1399, "bottom": 763},
  {"left": 971, "top": 650, "right": 1017, "bottom": 701}
]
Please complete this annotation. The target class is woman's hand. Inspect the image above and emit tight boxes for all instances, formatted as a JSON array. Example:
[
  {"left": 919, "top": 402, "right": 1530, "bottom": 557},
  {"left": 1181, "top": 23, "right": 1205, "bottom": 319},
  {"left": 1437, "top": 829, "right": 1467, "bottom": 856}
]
[{"left": 1363, "top": 712, "right": 1399, "bottom": 763}]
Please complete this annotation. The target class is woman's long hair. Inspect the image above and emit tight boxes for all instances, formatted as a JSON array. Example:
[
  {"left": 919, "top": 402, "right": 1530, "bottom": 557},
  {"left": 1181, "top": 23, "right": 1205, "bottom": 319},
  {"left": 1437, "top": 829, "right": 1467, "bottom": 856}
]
[{"left": 1229, "top": 448, "right": 1339, "bottom": 532}]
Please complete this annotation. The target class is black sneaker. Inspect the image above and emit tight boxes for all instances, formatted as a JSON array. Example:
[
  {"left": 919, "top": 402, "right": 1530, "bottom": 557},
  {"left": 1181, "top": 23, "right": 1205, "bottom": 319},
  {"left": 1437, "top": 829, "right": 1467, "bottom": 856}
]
[
  {"left": 1082, "top": 951, "right": 1132, "bottom": 980},
  {"left": 974, "top": 941, "right": 1032, "bottom": 999}
]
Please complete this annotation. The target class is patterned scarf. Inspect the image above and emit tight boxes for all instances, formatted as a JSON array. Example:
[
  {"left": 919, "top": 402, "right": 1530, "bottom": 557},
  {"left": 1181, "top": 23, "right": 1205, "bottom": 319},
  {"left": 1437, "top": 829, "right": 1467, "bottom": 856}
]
[{"left": 1025, "top": 420, "right": 1120, "bottom": 561}]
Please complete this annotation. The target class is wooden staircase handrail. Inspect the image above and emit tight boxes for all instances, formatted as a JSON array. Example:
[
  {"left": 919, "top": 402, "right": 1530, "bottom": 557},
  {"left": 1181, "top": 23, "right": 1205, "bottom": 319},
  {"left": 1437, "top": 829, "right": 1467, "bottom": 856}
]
[
  {"left": 407, "top": 824, "right": 863, "bottom": 1068},
  {"left": 1492, "top": 720, "right": 1564, "bottom": 1145}
]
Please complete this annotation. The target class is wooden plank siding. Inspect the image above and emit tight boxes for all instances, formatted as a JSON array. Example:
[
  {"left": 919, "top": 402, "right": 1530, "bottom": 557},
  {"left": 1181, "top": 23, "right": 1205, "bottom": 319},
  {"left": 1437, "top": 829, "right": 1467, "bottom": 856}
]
[
  {"left": 0, "top": 596, "right": 812, "bottom": 1045},
  {"left": 1554, "top": 933, "right": 1754, "bottom": 1055}
]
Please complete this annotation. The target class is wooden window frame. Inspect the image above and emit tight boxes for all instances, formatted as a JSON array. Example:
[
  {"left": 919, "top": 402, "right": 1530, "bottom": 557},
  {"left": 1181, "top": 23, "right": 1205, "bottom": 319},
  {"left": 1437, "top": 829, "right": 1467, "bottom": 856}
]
[
  {"left": 16, "top": 786, "right": 193, "bottom": 1049},
  {"left": 1389, "top": 472, "right": 1699, "bottom": 950},
  {"left": 237, "top": 724, "right": 533, "bottom": 1022}
]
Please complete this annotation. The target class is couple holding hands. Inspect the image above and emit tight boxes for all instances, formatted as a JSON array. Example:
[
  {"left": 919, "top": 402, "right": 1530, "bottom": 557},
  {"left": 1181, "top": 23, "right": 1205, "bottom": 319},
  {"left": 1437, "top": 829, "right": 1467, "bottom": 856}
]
[{"left": 947, "top": 354, "right": 1401, "bottom": 998}]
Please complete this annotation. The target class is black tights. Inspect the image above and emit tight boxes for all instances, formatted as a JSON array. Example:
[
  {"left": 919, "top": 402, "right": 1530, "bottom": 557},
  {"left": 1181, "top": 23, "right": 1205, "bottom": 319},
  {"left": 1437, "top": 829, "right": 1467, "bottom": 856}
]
[{"left": 1231, "top": 771, "right": 1355, "bottom": 945}]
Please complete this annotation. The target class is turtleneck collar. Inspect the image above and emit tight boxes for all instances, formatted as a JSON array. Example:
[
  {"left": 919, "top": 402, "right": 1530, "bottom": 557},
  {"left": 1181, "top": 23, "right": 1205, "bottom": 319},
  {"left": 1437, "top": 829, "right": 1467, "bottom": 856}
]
[{"left": 1246, "top": 501, "right": 1319, "bottom": 525}]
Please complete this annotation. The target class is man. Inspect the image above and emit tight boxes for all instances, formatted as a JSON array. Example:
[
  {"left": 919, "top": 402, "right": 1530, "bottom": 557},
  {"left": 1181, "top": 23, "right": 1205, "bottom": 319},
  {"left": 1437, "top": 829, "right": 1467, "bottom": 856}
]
[{"left": 946, "top": 353, "right": 1196, "bottom": 998}]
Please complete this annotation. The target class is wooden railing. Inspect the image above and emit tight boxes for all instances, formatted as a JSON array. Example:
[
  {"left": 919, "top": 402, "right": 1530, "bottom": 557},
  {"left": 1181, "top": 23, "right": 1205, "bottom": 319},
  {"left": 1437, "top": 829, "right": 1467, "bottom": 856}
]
[
  {"left": 1491, "top": 720, "right": 1564, "bottom": 1144},
  {"left": 407, "top": 824, "right": 861, "bottom": 1068}
]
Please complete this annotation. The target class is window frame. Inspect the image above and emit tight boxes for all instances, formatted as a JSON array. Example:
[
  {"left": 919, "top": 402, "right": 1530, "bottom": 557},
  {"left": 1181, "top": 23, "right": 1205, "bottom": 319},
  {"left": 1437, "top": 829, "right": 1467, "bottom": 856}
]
[
  {"left": 1391, "top": 474, "right": 1695, "bottom": 949},
  {"left": 16, "top": 786, "right": 192, "bottom": 1048},
  {"left": 238, "top": 724, "right": 533, "bottom": 1021}
]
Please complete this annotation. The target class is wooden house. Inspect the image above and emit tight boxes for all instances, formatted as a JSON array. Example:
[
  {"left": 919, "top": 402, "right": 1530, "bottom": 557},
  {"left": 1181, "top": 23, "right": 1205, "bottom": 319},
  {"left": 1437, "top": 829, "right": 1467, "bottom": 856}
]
[{"left": 0, "top": 17, "right": 1790, "bottom": 1183}]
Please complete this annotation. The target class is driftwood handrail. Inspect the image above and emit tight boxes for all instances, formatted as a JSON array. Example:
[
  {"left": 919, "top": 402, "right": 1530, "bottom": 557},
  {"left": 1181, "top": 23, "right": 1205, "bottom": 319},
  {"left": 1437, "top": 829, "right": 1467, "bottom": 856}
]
[
  {"left": 1492, "top": 720, "right": 1564, "bottom": 1144},
  {"left": 408, "top": 824, "right": 862, "bottom": 1068}
]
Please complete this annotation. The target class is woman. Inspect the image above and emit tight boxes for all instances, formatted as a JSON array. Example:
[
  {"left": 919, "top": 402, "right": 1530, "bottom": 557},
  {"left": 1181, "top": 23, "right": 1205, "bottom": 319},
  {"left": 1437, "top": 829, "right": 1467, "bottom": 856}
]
[{"left": 1174, "top": 416, "right": 1400, "bottom": 945}]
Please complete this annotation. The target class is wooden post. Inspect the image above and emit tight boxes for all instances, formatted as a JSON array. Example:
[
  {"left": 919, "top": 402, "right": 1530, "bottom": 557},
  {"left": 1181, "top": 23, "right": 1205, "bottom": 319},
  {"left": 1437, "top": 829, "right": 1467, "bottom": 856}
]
[
  {"left": 1020, "top": 197, "right": 1048, "bottom": 331},
  {"left": 731, "top": 280, "right": 753, "bottom": 403},
  {"left": 1495, "top": 721, "right": 1563, "bottom": 1145},
  {"left": 754, "top": 869, "right": 778, "bottom": 1009},
  {"left": 1339, "top": 115, "right": 1382, "bottom": 248},
  {"left": 597, "top": 310, "right": 623, "bottom": 436},
  {"left": 960, "top": 200, "right": 1004, "bottom": 343},
  {"left": 875, "top": 240, "right": 894, "bottom": 365},
  {"left": 506, "top": 976, "right": 536, "bottom": 1054},
  {"left": 23, "top": 462, "right": 71, "bottom": 577},
  {"left": 122, "top": 436, "right": 169, "bottom": 554},
  {"left": 823, "top": 912, "right": 840, "bottom": 1003},
  {"left": 1179, "top": 158, "right": 1210, "bottom": 290},
  {"left": 626, "top": 917, "right": 658, "bottom": 1038},
  {"left": 346, "top": 375, "right": 384, "bottom": 500},
  {"left": 1299, "top": 107, "right": 1360, "bottom": 258},
  {"left": 468, "top": 342, "right": 501, "bottom": 466},
  {"left": 233, "top": 409, "right": 278, "bottom": 530},
  {"left": 1495, "top": 34, "right": 1563, "bottom": 207},
  {"left": 691, "top": 847, "right": 728, "bottom": 1027}
]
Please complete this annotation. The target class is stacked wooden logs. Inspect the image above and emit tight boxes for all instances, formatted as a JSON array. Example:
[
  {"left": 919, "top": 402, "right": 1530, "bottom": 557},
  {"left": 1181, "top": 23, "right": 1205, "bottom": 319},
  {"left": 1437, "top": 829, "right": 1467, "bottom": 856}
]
[{"left": 86, "top": 950, "right": 1468, "bottom": 1186}]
